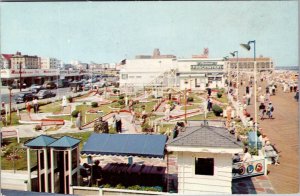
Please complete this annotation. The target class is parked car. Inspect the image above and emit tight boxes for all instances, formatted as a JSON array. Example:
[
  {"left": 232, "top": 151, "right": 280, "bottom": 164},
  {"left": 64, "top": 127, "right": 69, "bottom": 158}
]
[
  {"left": 30, "top": 85, "right": 45, "bottom": 94},
  {"left": 15, "top": 92, "right": 37, "bottom": 103},
  {"left": 29, "top": 84, "right": 42, "bottom": 91},
  {"left": 57, "top": 79, "right": 70, "bottom": 88},
  {"left": 36, "top": 90, "right": 56, "bottom": 99},
  {"left": 83, "top": 84, "right": 92, "bottom": 91},
  {"left": 12, "top": 82, "right": 27, "bottom": 89},
  {"left": 43, "top": 81, "right": 57, "bottom": 89}
]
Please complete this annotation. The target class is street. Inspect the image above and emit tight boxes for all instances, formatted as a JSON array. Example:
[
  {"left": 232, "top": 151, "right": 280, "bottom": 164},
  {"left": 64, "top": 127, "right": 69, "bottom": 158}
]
[{"left": 0, "top": 87, "right": 74, "bottom": 106}]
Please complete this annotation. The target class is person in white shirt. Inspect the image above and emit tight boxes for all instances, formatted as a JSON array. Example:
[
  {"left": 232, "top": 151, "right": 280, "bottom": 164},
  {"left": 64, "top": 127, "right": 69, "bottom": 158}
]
[
  {"left": 32, "top": 98, "right": 38, "bottom": 113},
  {"left": 242, "top": 148, "right": 252, "bottom": 162}
]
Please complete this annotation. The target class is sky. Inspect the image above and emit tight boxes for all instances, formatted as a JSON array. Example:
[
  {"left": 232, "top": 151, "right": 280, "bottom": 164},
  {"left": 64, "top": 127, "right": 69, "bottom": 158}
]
[{"left": 0, "top": 1, "right": 298, "bottom": 66}]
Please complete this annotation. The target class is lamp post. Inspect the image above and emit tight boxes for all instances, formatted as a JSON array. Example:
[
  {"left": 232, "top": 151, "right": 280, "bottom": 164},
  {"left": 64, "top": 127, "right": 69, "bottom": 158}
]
[
  {"left": 230, "top": 51, "right": 239, "bottom": 102},
  {"left": 241, "top": 40, "right": 257, "bottom": 149},
  {"left": 223, "top": 56, "right": 229, "bottom": 96},
  {"left": 184, "top": 88, "right": 187, "bottom": 124},
  {"left": 8, "top": 86, "right": 12, "bottom": 125},
  {"left": 19, "top": 62, "right": 22, "bottom": 92}
]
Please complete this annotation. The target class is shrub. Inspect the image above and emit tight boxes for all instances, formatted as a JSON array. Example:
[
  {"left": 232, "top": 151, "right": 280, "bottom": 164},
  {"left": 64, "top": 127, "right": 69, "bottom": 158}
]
[
  {"left": 67, "top": 96, "right": 73, "bottom": 103},
  {"left": 71, "top": 110, "right": 79, "bottom": 118},
  {"left": 119, "top": 95, "right": 124, "bottom": 100},
  {"left": 113, "top": 89, "right": 119, "bottom": 94},
  {"left": 115, "top": 184, "right": 125, "bottom": 189},
  {"left": 34, "top": 124, "right": 42, "bottom": 131},
  {"left": 103, "top": 184, "right": 111, "bottom": 188},
  {"left": 118, "top": 100, "right": 125, "bottom": 105},
  {"left": 249, "top": 147, "right": 258, "bottom": 156},
  {"left": 212, "top": 105, "right": 223, "bottom": 116},
  {"left": 217, "top": 92, "right": 222, "bottom": 98},
  {"left": 141, "top": 105, "right": 146, "bottom": 110},
  {"left": 128, "top": 185, "right": 142, "bottom": 190},
  {"left": 83, "top": 102, "right": 86, "bottom": 105},
  {"left": 187, "top": 97, "right": 194, "bottom": 102},
  {"left": 91, "top": 102, "right": 98, "bottom": 108}
]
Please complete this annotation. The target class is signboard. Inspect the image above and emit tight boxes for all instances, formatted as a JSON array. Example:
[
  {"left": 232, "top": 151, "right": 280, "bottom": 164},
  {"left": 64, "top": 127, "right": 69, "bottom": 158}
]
[
  {"left": 0, "top": 69, "right": 85, "bottom": 78},
  {"left": 191, "top": 62, "right": 223, "bottom": 70},
  {"left": 232, "top": 159, "right": 265, "bottom": 179}
]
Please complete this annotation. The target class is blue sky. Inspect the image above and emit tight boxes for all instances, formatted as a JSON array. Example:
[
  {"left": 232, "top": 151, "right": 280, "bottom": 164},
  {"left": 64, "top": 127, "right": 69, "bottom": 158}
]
[{"left": 1, "top": 1, "right": 298, "bottom": 66}]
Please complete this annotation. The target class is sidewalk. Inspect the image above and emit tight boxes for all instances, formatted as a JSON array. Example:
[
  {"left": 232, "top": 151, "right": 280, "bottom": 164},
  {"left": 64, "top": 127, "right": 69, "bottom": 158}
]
[{"left": 236, "top": 74, "right": 299, "bottom": 193}]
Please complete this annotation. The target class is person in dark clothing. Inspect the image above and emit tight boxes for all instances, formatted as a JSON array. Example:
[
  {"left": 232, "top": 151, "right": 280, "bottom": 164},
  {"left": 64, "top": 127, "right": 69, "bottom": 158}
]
[
  {"left": 246, "top": 86, "right": 249, "bottom": 94},
  {"left": 90, "top": 160, "right": 103, "bottom": 186},
  {"left": 266, "top": 86, "right": 269, "bottom": 94},
  {"left": 207, "top": 88, "right": 212, "bottom": 96},
  {"left": 259, "top": 102, "right": 266, "bottom": 120}
]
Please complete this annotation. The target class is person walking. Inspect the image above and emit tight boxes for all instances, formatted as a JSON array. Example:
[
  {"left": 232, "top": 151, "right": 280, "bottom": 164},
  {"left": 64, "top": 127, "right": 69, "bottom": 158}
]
[
  {"left": 131, "top": 109, "right": 136, "bottom": 124},
  {"left": 266, "top": 102, "right": 274, "bottom": 119},
  {"left": 115, "top": 111, "right": 122, "bottom": 133},
  {"left": 76, "top": 113, "right": 82, "bottom": 130},
  {"left": 259, "top": 102, "right": 266, "bottom": 120},
  {"left": 207, "top": 97, "right": 212, "bottom": 111},
  {"left": 32, "top": 97, "right": 38, "bottom": 113},
  {"left": 25, "top": 101, "right": 31, "bottom": 114},
  {"left": 246, "top": 86, "right": 249, "bottom": 94},
  {"left": 246, "top": 93, "right": 251, "bottom": 105}
]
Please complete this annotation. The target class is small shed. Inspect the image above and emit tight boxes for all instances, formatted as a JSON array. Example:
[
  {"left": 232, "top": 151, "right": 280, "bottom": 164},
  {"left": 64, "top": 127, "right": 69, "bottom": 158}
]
[
  {"left": 167, "top": 126, "right": 243, "bottom": 195},
  {"left": 25, "top": 135, "right": 80, "bottom": 195}
]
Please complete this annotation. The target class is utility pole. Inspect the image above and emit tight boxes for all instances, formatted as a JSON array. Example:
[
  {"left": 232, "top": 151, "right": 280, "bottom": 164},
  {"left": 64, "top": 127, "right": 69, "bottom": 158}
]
[{"left": 19, "top": 62, "right": 22, "bottom": 92}]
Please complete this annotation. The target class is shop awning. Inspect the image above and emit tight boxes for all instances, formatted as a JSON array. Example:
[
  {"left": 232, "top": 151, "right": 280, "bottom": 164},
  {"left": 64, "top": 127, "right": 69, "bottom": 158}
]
[{"left": 81, "top": 133, "right": 167, "bottom": 158}]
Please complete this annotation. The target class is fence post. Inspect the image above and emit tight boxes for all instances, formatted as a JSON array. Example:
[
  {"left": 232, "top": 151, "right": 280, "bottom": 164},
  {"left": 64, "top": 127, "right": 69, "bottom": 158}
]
[{"left": 99, "top": 187, "right": 103, "bottom": 196}]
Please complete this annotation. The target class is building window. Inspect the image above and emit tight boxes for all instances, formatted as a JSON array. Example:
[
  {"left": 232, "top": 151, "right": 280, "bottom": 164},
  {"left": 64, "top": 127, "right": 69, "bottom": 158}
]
[
  {"left": 195, "top": 158, "right": 214, "bottom": 176},
  {"left": 136, "top": 76, "right": 142, "bottom": 78},
  {"left": 121, "top": 74, "right": 128, "bottom": 79}
]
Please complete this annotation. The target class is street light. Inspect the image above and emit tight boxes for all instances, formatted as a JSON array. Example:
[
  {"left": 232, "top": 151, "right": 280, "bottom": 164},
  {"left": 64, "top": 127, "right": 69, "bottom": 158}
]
[
  {"left": 223, "top": 56, "right": 229, "bottom": 96},
  {"left": 19, "top": 62, "right": 22, "bottom": 92},
  {"left": 240, "top": 40, "right": 257, "bottom": 149},
  {"left": 230, "top": 51, "right": 239, "bottom": 102},
  {"left": 8, "top": 86, "right": 12, "bottom": 125}
]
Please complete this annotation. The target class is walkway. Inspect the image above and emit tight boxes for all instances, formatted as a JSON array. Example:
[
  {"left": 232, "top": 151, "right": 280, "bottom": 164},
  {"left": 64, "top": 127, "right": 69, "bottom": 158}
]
[{"left": 236, "top": 73, "right": 299, "bottom": 193}]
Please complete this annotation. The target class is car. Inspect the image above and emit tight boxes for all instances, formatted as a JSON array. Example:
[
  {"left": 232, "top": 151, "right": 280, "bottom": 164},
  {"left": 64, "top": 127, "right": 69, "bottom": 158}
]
[
  {"left": 83, "top": 84, "right": 92, "bottom": 91},
  {"left": 43, "top": 81, "right": 57, "bottom": 89},
  {"left": 36, "top": 90, "right": 56, "bottom": 99},
  {"left": 29, "top": 84, "right": 42, "bottom": 91},
  {"left": 15, "top": 92, "right": 37, "bottom": 103}
]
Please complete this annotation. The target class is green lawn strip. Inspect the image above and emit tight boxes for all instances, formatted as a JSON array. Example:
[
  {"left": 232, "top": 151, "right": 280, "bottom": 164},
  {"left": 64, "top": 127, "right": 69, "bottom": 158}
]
[
  {"left": 214, "top": 96, "right": 228, "bottom": 103},
  {"left": 39, "top": 101, "right": 62, "bottom": 114},
  {"left": 0, "top": 110, "right": 22, "bottom": 126},
  {"left": 180, "top": 105, "right": 199, "bottom": 111},
  {"left": 186, "top": 112, "right": 223, "bottom": 121},
  {"left": 133, "top": 101, "right": 157, "bottom": 113},
  {"left": 158, "top": 124, "right": 175, "bottom": 135}
]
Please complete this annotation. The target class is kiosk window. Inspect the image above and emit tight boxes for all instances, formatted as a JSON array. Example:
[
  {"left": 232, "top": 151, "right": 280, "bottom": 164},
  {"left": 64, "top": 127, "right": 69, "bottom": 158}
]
[{"left": 195, "top": 158, "right": 214, "bottom": 176}]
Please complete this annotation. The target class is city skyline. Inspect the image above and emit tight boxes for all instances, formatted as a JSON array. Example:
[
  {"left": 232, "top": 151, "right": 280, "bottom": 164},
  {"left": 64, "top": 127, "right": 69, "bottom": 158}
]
[{"left": 1, "top": 1, "right": 298, "bottom": 66}]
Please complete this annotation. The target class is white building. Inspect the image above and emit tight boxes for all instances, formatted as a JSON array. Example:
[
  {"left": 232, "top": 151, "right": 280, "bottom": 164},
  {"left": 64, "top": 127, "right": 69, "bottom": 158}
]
[
  {"left": 167, "top": 126, "right": 243, "bottom": 194},
  {"left": 177, "top": 58, "right": 226, "bottom": 90},
  {"left": 119, "top": 58, "right": 177, "bottom": 88},
  {"left": 41, "top": 57, "right": 60, "bottom": 69}
]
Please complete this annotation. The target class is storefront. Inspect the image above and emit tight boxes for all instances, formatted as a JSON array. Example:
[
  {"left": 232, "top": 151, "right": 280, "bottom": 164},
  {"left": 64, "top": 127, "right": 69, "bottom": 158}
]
[
  {"left": 0, "top": 69, "right": 85, "bottom": 86},
  {"left": 177, "top": 59, "right": 226, "bottom": 90}
]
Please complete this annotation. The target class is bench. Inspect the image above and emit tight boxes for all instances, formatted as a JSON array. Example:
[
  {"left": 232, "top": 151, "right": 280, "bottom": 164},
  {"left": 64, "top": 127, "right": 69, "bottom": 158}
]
[{"left": 1, "top": 129, "right": 20, "bottom": 143}]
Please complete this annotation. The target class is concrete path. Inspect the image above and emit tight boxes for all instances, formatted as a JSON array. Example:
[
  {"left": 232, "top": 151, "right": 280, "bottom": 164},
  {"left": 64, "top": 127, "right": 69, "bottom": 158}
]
[{"left": 236, "top": 72, "right": 299, "bottom": 193}]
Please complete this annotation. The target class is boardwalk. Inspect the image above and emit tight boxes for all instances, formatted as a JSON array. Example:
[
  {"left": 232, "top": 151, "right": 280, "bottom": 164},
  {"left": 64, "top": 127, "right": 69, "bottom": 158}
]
[{"left": 237, "top": 75, "right": 299, "bottom": 193}]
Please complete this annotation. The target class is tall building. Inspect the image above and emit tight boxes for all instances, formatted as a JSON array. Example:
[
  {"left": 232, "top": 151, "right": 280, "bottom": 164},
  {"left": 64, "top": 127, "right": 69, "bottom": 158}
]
[
  {"left": 10, "top": 51, "right": 39, "bottom": 69},
  {"left": 41, "top": 57, "right": 60, "bottom": 69}
]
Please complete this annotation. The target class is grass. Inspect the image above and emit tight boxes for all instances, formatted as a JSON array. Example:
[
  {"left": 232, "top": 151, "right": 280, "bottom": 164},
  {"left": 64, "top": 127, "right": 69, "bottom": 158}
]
[
  {"left": 214, "top": 95, "right": 228, "bottom": 103},
  {"left": 158, "top": 124, "right": 175, "bottom": 135},
  {"left": 39, "top": 101, "right": 62, "bottom": 113},
  {"left": 133, "top": 101, "right": 157, "bottom": 113},
  {"left": 0, "top": 112, "right": 21, "bottom": 126},
  {"left": 180, "top": 93, "right": 203, "bottom": 104},
  {"left": 180, "top": 105, "right": 199, "bottom": 111},
  {"left": 186, "top": 111, "right": 223, "bottom": 121}
]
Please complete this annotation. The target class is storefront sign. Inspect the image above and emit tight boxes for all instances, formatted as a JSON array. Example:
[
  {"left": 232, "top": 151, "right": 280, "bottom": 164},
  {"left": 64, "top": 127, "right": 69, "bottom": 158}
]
[
  {"left": 232, "top": 159, "right": 265, "bottom": 179},
  {"left": 0, "top": 69, "right": 85, "bottom": 78},
  {"left": 191, "top": 62, "right": 223, "bottom": 70}
]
